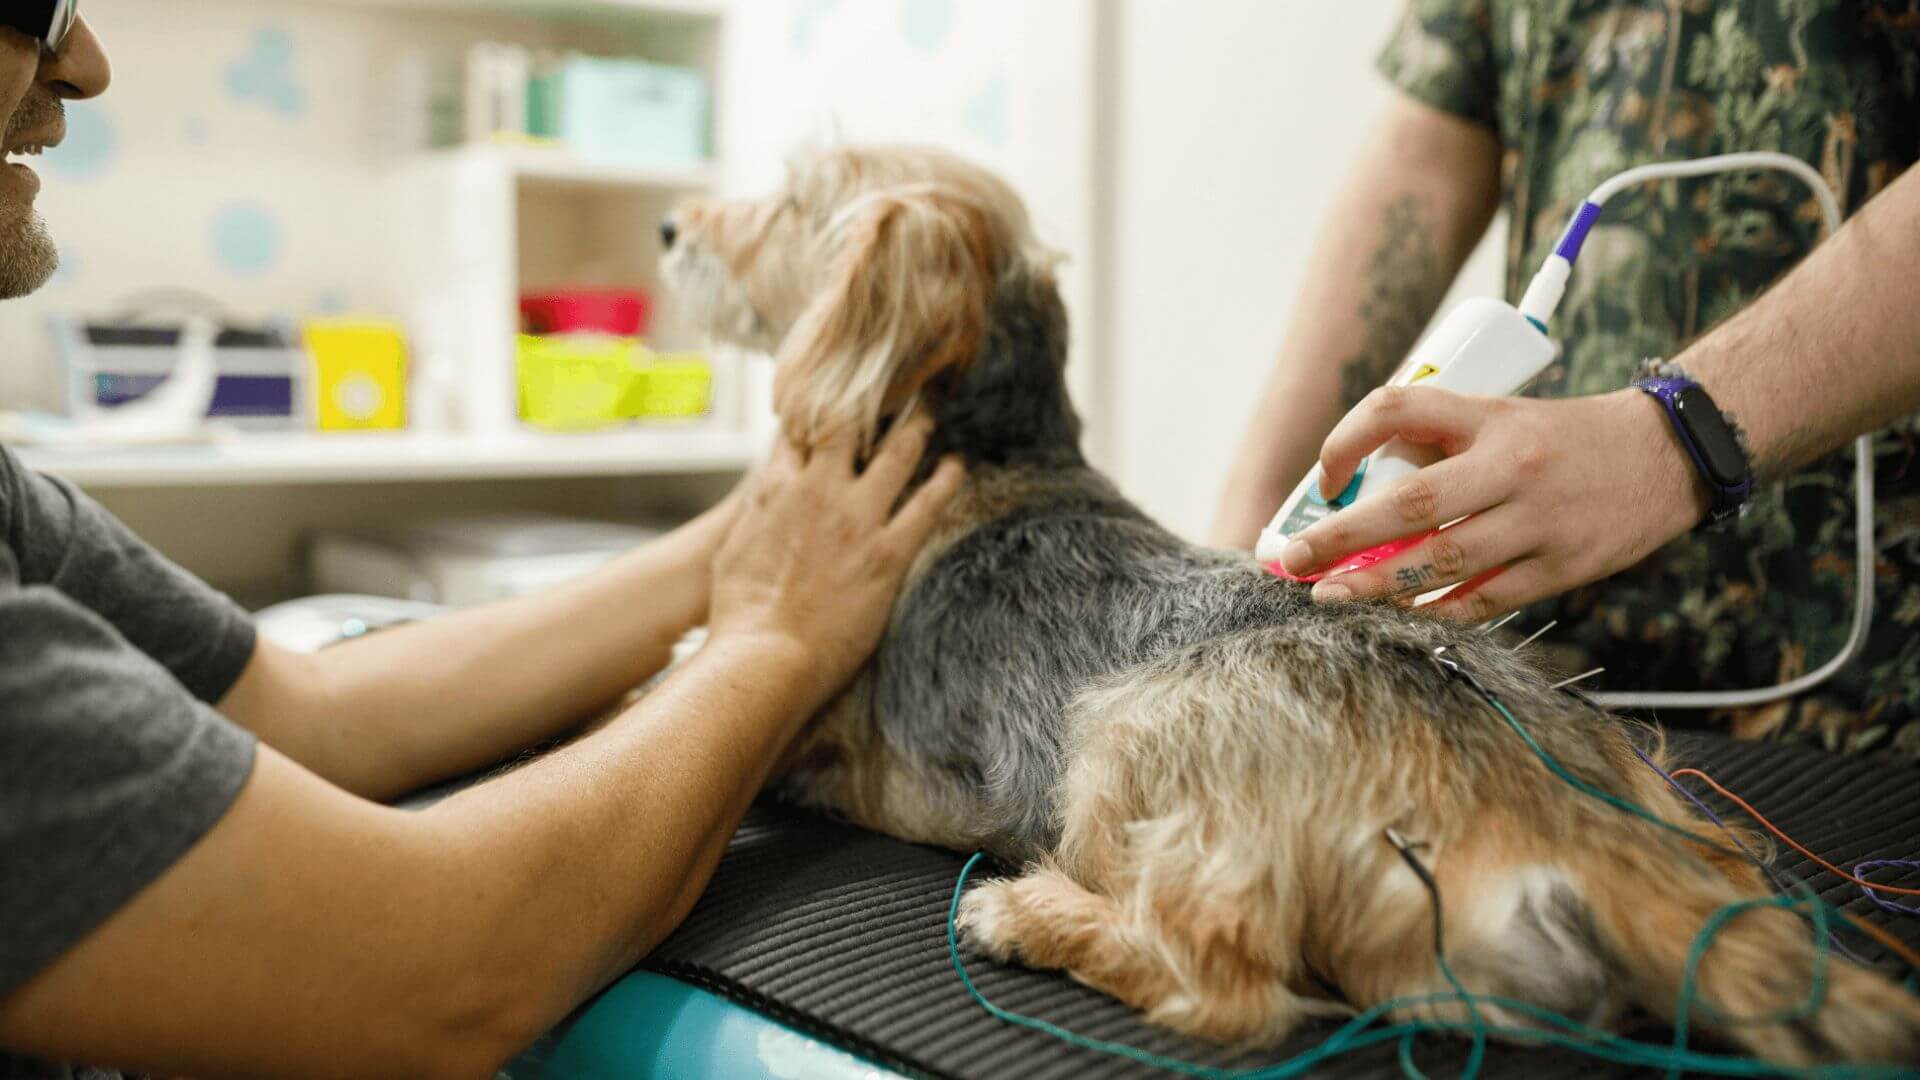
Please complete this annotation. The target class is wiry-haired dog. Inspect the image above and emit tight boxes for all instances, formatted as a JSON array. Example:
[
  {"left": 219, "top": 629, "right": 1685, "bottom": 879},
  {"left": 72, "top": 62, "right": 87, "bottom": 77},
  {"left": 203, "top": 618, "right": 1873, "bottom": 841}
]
[{"left": 660, "top": 146, "right": 1920, "bottom": 1067}]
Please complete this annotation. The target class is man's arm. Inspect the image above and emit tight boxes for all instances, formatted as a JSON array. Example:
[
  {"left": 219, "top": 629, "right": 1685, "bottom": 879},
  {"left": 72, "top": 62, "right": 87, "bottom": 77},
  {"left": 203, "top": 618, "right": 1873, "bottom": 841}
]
[
  {"left": 215, "top": 492, "right": 741, "bottom": 802},
  {"left": 0, "top": 420, "right": 965, "bottom": 1079},
  {"left": 1277, "top": 165, "right": 1920, "bottom": 619},
  {"left": 1208, "top": 92, "right": 1502, "bottom": 549}
]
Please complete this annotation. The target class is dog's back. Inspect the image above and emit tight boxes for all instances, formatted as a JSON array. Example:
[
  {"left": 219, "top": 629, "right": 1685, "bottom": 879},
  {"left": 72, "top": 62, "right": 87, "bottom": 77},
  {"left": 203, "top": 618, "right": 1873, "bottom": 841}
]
[{"left": 871, "top": 461, "right": 1303, "bottom": 859}]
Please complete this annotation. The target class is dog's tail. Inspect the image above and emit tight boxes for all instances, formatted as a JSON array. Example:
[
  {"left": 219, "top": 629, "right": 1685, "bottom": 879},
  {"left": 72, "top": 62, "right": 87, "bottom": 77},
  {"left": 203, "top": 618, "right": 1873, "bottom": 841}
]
[{"left": 1572, "top": 834, "right": 1920, "bottom": 1067}]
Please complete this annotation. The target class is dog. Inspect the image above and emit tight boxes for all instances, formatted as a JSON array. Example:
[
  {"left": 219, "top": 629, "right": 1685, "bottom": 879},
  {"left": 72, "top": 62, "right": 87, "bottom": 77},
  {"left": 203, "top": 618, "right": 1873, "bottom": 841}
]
[{"left": 660, "top": 145, "right": 1920, "bottom": 1067}]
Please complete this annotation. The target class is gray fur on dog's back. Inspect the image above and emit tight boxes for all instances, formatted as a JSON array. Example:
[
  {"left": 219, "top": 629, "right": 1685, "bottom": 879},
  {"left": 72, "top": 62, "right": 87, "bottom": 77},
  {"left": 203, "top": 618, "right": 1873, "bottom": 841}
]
[{"left": 876, "top": 473, "right": 1310, "bottom": 859}]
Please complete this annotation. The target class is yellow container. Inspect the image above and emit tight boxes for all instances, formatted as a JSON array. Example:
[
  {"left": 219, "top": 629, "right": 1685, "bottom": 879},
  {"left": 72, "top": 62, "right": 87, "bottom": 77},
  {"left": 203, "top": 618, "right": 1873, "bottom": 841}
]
[
  {"left": 519, "top": 337, "right": 714, "bottom": 428},
  {"left": 623, "top": 353, "right": 712, "bottom": 419},
  {"left": 305, "top": 319, "right": 408, "bottom": 431},
  {"left": 517, "top": 335, "right": 641, "bottom": 430}
]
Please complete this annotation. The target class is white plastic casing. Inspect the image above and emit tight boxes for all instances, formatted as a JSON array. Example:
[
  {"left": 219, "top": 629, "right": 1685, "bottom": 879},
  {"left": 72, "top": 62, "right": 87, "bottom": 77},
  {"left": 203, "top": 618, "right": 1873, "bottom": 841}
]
[{"left": 1254, "top": 298, "right": 1557, "bottom": 565}]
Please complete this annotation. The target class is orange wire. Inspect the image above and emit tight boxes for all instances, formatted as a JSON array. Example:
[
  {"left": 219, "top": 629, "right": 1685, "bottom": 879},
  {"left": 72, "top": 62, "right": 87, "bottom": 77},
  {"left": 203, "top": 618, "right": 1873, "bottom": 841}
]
[
  {"left": 1849, "top": 915, "right": 1920, "bottom": 974},
  {"left": 1668, "top": 767, "right": 1920, "bottom": 898},
  {"left": 1669, "top": 766, "right": 1920, "bottom": 973}
]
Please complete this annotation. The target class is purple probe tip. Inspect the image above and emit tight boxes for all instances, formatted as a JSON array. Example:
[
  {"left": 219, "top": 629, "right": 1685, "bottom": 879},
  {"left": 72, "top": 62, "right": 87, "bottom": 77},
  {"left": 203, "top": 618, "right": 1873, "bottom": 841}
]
[{"left": 1553, "top": 201, "right": 1603, "bottom": 262}]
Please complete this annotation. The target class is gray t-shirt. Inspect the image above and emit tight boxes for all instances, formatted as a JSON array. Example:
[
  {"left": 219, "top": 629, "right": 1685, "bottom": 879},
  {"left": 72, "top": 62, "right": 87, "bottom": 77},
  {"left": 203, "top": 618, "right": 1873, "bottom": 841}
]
[{"left": 0, "top": 445, "right": 258, "bottom": 1077}]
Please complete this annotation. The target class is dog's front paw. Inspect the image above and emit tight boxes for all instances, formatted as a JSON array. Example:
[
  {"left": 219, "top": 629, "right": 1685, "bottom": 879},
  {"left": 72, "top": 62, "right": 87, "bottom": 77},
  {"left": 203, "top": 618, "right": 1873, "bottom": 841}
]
[{"left": 955, "top": 880, "right": 1025, "bottom": 963}]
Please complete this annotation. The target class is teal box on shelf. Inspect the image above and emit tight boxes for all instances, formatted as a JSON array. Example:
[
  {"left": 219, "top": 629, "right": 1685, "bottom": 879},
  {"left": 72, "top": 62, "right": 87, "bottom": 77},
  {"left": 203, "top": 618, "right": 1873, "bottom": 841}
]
[{"left": 529, "top": 57, "right": 709, "bottom": 169}]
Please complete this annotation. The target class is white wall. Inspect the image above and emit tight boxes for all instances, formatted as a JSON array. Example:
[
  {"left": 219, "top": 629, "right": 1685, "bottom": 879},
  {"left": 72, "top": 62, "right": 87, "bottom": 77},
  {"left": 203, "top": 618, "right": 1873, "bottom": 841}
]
[
  {"left": 1105, "top": 0, "right": 1504, "bottom": 540},
  {"left": 718, "top": 0, "right": 1103, "bottom": 451}
]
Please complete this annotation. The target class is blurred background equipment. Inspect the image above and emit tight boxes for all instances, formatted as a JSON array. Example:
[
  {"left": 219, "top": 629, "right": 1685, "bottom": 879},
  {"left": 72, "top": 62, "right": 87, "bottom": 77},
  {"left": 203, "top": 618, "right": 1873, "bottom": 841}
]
[
  {"left": 53, "top": 301, "right": 305, "bottom": 432},
  {"left": 310, "top": 512, "right": 667, "bottom": 607}
]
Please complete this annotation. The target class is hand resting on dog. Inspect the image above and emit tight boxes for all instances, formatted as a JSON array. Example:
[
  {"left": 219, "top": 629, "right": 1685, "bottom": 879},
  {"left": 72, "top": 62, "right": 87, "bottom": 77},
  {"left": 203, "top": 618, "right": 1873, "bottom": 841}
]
[{"left": 713, "top": 413, "right": 967, "bottom": 711}]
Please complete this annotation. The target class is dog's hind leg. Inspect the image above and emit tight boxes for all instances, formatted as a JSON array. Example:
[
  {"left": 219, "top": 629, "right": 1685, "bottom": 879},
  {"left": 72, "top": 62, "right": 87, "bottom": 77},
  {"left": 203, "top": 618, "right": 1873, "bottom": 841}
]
[
  {"left": 957, "top": 863, "right": 1327, "bottom": 1045},
  {"left": 958, "top": 864, "right": 1176, "bottom": 1010}
]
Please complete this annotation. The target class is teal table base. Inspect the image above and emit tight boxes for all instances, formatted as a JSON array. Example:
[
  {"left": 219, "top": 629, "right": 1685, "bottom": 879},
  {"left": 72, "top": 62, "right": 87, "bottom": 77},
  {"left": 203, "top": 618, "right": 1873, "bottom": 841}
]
[{"left": 506, "top": 971, "right": 905, "bottom": 1079}]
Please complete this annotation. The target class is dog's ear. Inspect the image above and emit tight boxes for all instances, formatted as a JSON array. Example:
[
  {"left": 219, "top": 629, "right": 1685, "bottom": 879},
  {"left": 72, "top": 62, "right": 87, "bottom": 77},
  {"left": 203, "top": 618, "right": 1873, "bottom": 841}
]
[{"left": 773, "top": 185, "right": 994, "bottom": 447}]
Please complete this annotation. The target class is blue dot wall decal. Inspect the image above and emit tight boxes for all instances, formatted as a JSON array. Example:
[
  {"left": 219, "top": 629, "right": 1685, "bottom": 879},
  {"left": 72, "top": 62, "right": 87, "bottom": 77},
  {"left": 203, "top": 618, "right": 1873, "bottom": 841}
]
[
  {"left": 314, "top": 290, "right": 351, "bottom": 315},
  {"left": 965, "top": 76, "right": 1011, "bottom": 148},
  {"left": 901, "top": 0, "right": 952, "bottom": 53},
  {"left": 184, "top": 116, "right": 210, "bottom": 146},
  {"left": 44, "top": 103, "right": 116, "bottom": 180},
  {"left": 211, "top": 203, "right": 284, "bottom": 278},
  {"left": 789, "top": 0, "right": 837, "bottom": 55},
  {"left": 227, "top": 27, "right": 306, "bottom": 117}
]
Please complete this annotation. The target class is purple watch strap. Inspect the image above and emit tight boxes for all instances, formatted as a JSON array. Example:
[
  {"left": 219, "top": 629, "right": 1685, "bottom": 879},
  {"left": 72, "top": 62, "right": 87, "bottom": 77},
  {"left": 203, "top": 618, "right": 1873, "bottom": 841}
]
[{"left": 1633, "top": 375, "right": 1752, "bottom": 529}]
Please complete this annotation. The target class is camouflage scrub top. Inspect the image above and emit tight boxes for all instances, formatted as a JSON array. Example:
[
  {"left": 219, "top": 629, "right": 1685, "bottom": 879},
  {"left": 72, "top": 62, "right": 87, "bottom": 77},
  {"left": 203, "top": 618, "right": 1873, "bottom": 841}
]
[{"left": 1377, "top": 0, "right": 1920, "bottom": 762}]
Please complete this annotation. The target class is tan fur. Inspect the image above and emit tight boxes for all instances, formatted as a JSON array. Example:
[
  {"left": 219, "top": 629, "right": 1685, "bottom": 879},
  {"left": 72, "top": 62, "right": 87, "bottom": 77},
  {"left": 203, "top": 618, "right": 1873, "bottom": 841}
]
[{"left": 665, "top": 146, "right": 1056, "bottom": 450}]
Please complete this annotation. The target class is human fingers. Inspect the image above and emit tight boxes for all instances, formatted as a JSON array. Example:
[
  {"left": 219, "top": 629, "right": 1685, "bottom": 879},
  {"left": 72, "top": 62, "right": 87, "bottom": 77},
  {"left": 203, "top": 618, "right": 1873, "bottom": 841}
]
[
  {"left": 881, "top": 456, "right": 967, "bottom": 559},
  {"left": 1306, "top": 504, "right": 1535, "bottom": 604},
  {"left": 855, "top": 412, "right": 937, "bottom": 519},
  {"left": 1416, "top": 558, "right": 1558, "bottom": 623},
  {"left": 1280, "top": 453, "right": 1513, "bottom": 577},
  {"left": 805, "top": 424, "right": 863, "bottom": 479},
  {"left": 1316, "top": 386, "right": 1490, "bottom": 499}
]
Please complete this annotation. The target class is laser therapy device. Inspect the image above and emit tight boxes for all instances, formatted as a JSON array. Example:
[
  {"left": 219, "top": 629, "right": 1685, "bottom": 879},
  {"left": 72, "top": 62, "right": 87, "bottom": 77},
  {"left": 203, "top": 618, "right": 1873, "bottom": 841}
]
[{"left": 1254, "top": 152, "right": 1873, "bottom": 711}]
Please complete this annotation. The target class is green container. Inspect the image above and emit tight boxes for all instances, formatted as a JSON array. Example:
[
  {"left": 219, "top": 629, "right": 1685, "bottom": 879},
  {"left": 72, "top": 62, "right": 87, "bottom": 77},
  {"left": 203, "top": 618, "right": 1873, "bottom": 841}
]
[{"left": 528, "top": 57, "right": 709, "bottom": 168}]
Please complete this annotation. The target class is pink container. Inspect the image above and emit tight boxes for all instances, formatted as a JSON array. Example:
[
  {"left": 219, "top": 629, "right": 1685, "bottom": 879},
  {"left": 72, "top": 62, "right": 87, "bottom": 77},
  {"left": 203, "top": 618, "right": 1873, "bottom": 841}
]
[{"left": 520, "top": 290, "right": 652, "bottom": 337}]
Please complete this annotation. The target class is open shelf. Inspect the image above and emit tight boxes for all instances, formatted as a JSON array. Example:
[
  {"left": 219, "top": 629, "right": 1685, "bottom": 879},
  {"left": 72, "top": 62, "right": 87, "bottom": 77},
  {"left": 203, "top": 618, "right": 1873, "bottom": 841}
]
[
  {"left": 18, "top": 428, "right": 759, "bottom": 488},
  {"left": 438, "top": 143, "right": 718, "bottom": 193}
]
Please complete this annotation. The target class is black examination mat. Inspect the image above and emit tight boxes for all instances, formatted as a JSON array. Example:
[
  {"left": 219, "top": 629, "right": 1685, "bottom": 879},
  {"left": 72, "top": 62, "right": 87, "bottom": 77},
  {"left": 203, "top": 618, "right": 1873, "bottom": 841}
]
[{"left": 642, "top": 733, "right": 1920, "bottom": 1078}]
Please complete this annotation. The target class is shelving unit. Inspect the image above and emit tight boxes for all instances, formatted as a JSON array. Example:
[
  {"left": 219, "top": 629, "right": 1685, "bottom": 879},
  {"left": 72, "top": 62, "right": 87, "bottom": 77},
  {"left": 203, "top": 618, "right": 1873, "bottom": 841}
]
[
  {"left": 19, "top": 428, "right": 759, "bottom": 488},
  {"left": 470, "top": 143, "right": 720, "bottom": 190},
  {"left": 29, "top": 0, "right": 747, "bottom": 601},
  {"left": 325, "top": 0, "right": 727, "bottom": 20}
]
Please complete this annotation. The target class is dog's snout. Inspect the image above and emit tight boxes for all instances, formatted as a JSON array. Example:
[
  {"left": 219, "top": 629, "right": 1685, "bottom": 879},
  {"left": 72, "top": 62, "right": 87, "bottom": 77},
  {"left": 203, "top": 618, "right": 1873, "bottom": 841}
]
[{"left": 659, "top": 215, "right": 679, "bottom": 251}]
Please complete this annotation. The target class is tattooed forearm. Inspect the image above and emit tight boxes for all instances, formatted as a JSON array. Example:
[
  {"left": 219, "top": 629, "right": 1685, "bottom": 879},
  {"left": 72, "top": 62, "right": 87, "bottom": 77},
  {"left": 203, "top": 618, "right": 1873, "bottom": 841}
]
[{"left": 1338, "top": 196, "right": 1450, "bottom": 409}]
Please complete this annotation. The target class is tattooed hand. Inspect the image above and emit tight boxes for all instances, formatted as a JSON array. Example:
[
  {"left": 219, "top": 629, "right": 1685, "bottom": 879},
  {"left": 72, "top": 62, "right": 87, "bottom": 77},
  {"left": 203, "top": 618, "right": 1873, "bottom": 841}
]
[{"left": 1275, "top": 386, "right": 1709, "bottom": 621}]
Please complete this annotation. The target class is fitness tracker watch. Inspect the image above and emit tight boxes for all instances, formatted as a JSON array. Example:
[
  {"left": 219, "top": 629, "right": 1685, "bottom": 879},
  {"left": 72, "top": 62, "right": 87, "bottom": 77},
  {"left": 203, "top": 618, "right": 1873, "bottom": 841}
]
[
  {"left": 2, "top": 0, "right": 79, "bottom": 56},
  {"left": 1632, "top": 374, "right": 1753, "bottom": 530}
]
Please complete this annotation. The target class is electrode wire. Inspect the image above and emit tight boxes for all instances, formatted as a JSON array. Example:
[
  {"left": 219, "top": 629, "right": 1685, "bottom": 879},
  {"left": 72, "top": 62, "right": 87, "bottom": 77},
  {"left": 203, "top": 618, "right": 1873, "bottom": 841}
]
[
  {"left": 1853, "top": 862, "right": 1920, "bottom": 918},
  {"left": 1669, "top": 767, "right": 1920, "bottom": 902},
  {"left": 1567, "top": 153, "right": 1873, "bottom": 712},
  {"left": 947, "top": 853, "right": 1911, "bottom": 1078},
  {"left": 1629, "top": 740, "right": 1879, "bottom": 968},
  {"left": 946, "top": 673, "right": 1920, "bottom": 1078}
]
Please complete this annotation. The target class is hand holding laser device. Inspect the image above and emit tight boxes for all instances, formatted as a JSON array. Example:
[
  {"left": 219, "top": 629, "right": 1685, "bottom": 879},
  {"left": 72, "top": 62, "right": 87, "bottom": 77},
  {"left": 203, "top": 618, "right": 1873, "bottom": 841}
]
[
  {"left": 1253, "top": 297, "right": 1555, "bottom": 580},
  {"left": 1253, "top": 152, "right": 1872, "bottom": 710}
]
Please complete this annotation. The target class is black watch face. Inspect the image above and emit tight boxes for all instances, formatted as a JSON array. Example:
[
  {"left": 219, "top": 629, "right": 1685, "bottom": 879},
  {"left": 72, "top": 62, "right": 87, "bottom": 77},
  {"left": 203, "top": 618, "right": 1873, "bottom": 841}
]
[{"left": 1672, "top": 387, "right": 1746, "bottom": 487}]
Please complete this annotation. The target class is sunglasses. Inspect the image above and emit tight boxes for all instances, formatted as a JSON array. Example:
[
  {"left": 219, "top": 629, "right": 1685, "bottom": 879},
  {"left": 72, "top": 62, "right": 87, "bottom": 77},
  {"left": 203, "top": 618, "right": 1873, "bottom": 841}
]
[{"left": 2, "top": 0, "right": 79, "bottom": 56}]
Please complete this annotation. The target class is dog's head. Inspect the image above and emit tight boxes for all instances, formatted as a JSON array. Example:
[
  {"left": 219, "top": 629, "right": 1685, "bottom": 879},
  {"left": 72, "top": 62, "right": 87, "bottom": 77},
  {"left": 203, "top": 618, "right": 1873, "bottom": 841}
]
[{"left": 661, "top": 146, "right": 1059, "bottom": 448}]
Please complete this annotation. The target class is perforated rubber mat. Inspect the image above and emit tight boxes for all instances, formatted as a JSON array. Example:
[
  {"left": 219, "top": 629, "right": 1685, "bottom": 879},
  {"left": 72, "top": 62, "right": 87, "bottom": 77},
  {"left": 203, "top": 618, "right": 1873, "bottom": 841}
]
[{"left": 642, "top": 733, "right": 1920, "bottom": 1078}]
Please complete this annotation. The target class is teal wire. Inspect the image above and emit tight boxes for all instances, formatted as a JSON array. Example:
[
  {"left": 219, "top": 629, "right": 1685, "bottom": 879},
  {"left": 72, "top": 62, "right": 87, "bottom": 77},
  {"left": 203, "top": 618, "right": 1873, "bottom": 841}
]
[
  {"left": 942, "top": 685, "right": 1920, "bottom": 1078},
  {"left": 946, "top": 853, "right": 1913, "bottom": 1079},
  {"left": 1668, "top": 893, "right": 1833, "bottom": 1080},
  {"left": 1482, "top": 695, "right": 1730, "bottom": 852}
]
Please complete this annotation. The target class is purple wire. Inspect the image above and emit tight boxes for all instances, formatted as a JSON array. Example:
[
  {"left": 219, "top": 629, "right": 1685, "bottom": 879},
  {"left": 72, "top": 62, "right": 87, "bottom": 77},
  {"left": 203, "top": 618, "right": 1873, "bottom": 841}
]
[
  {"left": 1626, "top": 741, "right": 1874, "bottom": 964},
  {"left": 1854, "top": 860, "right": 1920, "bottom": 917}
]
